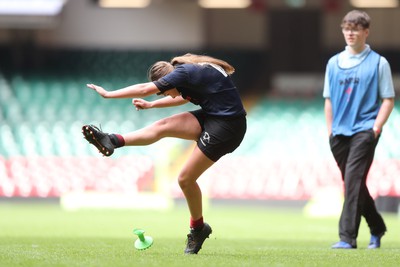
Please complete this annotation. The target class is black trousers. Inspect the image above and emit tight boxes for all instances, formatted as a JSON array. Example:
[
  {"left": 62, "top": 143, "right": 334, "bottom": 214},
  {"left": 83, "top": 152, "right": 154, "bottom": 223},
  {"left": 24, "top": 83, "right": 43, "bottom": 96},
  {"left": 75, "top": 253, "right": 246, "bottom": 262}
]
[{"left": 329, "top": 130, "right": 387, "bottom": 247}]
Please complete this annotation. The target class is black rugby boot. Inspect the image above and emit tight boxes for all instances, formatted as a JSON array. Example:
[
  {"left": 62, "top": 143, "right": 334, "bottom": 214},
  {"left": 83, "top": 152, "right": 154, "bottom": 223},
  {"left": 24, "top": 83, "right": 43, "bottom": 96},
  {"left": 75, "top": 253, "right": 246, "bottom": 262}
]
[
  {"left": 184, "top": 223, "right": 212, "bottom": 254},
  {"left": 82, "top": 125, "right": 114, "bottom": 156}
]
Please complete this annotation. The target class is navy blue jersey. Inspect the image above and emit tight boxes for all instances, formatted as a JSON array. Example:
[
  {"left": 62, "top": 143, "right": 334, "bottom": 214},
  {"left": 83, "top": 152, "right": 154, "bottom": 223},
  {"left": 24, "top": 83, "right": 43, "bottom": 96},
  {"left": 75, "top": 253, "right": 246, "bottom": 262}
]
[{"left": 154, "top": 63, "right": 246, "bottom": 117}]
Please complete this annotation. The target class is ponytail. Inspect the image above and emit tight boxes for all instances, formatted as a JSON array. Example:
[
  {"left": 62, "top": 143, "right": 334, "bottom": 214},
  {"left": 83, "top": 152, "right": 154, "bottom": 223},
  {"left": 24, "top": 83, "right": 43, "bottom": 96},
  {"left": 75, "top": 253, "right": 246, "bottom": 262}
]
[{"left": 171, "top": 53, "right": 235, "bottom": 75}]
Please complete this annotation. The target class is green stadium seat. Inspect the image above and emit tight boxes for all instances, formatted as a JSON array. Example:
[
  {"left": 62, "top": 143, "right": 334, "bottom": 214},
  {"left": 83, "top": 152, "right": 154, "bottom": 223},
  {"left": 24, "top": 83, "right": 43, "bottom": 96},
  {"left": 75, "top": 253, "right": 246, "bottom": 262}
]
[{"left": 1, "top": 52, "right": 399, "bottom": 200}]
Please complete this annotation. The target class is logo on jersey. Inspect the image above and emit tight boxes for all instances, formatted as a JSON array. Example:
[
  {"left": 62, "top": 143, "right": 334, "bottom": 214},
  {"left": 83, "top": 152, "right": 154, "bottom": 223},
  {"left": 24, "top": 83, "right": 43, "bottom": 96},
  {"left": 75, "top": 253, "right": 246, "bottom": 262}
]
[
  {"left": 200, "top": 132, "right": 210, "bottom": 146},
  {"left": 340, "top": 76, "right": 358, "bottom": 102},
  {"left": 345, "top": 87, "right": 353, "bottom": 102}
]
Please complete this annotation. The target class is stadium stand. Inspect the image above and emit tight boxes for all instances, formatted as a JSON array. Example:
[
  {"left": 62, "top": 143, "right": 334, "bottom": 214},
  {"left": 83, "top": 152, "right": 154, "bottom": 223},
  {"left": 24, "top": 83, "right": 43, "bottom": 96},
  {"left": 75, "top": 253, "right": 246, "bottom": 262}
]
[{"left": 0, "top": 51, "right": 399, "bottom": 200}]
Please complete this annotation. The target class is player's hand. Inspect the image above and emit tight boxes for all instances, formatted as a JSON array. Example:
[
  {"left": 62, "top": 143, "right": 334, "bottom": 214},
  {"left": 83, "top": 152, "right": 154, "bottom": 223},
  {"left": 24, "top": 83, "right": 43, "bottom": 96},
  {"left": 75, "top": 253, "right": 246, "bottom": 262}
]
[
  {"left": 87, "top": 84, "right": 108, "bottom": 98},
  {"left": 372, "top": 129, "right": 379, "bottom": 139},
  {"left": 132, "top": 98, "right": 152, "bottom": 110}
]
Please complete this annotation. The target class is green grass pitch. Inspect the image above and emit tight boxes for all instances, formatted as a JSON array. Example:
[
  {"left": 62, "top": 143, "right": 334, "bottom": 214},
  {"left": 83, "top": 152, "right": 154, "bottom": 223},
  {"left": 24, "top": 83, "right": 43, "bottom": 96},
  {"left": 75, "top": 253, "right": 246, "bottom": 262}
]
[{"left": 0, "top": 202, "right": 399, "bottom": 267}]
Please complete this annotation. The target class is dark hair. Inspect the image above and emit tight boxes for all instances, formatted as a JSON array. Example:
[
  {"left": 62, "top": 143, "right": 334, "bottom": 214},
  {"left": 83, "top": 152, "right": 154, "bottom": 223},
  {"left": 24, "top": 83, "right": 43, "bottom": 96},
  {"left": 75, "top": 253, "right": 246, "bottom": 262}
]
[{"left": 341, "top": 10, "right": 370, "bottom": 29}]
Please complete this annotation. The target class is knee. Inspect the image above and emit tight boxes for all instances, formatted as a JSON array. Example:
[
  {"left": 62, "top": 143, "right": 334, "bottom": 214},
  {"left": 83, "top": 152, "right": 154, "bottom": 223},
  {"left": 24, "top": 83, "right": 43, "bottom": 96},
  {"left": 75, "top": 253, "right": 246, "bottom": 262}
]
[
  {"left": 152, "top": 117, "right": 172, "bottom": 133},
  {"left": 178, "top": 176, "right": 190, "bottom": 190},
  {"left": 147, "top": 118, "right": 170, "bottom": 139},
  {"left": 177, "top": 170, "right": 196, "bottom": 190},
  {"left": 153, "top": 117, "right": 170, "bottom": 128}
]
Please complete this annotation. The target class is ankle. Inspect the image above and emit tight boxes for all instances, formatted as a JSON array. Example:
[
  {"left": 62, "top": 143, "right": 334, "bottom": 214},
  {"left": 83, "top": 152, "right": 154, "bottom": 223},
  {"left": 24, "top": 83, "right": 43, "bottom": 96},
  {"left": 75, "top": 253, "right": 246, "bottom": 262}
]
[
  {"left": 109, "top": 134, "right": 125, "bottom": 148},
  {"left": 190, "top": 216, "right": 204, "bottom": 231}
]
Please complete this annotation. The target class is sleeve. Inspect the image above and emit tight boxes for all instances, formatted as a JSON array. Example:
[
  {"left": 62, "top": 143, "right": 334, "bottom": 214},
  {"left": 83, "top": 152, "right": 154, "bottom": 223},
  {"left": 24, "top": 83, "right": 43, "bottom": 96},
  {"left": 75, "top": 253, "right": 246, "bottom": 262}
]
[
  {"left": 378, "top": 57, "right": 395, "bottom": 98},
  {"left": 153, "top": 65, "right": 188, "bottom": 94},
  {"left": 153, "top": 79, "right": 174, "bottom": 93}
]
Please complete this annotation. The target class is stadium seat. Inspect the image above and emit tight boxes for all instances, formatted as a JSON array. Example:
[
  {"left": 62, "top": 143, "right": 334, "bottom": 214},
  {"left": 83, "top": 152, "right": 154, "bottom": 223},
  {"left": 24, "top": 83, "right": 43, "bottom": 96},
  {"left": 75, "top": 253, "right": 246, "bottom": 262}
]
[{"left": 1, "top": 51, "right": 399, "bottom": 200}]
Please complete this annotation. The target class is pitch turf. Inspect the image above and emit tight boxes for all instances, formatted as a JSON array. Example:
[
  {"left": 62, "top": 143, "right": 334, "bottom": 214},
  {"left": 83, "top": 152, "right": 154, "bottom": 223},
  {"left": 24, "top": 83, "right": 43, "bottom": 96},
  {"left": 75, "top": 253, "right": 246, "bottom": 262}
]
[{"left": 0, "top": 202, "right": 399, "bottom": 267}]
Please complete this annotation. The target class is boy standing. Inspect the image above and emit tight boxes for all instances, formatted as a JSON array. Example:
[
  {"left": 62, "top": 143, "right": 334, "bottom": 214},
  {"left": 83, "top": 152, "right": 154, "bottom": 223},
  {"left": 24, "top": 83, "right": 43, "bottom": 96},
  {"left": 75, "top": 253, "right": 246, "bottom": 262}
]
[{"left": 323, "top": 10, "right": 395, "bottom": 249}]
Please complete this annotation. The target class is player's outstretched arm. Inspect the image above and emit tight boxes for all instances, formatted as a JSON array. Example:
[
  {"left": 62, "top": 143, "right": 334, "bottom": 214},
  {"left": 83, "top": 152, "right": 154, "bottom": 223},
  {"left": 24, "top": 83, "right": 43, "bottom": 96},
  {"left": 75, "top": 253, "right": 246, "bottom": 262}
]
[
  {"left": 133, "top": 96, "right": 188, "bottom": 110},
  {"left": 87, "top": 82, "right": 159, "bottom": 99}
]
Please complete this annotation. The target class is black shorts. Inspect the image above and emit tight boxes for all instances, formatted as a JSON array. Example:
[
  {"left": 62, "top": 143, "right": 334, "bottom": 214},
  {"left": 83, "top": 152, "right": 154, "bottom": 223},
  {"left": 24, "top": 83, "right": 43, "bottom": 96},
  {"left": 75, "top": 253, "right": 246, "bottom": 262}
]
[{"left": 190, "top": 109, "right": 247, "bottom": 162}]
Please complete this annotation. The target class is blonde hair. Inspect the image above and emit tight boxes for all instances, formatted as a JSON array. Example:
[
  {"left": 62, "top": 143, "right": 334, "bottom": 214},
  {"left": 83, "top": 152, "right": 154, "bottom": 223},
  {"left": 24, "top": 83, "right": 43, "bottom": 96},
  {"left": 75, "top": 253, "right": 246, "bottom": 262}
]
[
  {"left": 147, "top": 53, "right": 235, "bottom": 81},
  {"left": 171, "top": 53, "right": 235, "bottom": 75},
  {"left": 147, "top": 61, "right": 174, "bottom": 82}
]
